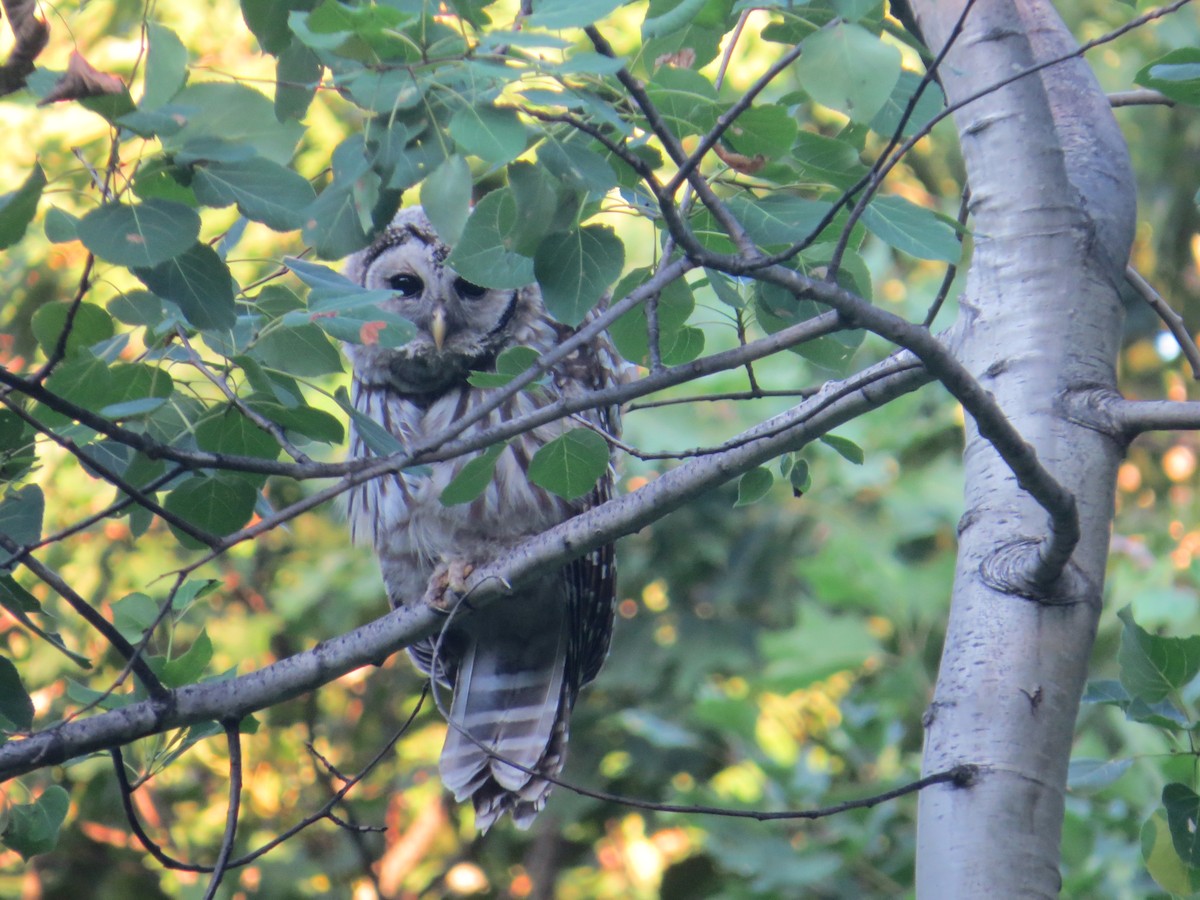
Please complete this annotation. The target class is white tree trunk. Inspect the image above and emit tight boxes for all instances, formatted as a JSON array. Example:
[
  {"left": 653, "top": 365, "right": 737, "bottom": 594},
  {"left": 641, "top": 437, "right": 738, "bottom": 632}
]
[{"left": 909, "top": 1, "right": 1136, "bottom": 896}]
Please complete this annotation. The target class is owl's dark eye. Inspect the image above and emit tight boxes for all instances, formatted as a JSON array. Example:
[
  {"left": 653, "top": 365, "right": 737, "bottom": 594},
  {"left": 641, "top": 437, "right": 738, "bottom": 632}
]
[
  {"left": 455, "top": 277, "right": 489, "bottom": 300},
  {"left": 386, "top": 273, "right": 424, "bottom": 297}
]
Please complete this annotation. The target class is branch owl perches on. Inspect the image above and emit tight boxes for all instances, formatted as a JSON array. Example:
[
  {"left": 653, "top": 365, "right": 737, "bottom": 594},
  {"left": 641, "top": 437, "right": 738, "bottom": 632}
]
[{"left": 343, "top": 207, "right": 621, "bottom": 831}]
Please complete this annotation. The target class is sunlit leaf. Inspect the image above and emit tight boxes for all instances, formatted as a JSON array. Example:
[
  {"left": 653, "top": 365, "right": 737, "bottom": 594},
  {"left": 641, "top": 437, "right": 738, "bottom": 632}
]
[
  {"left": 445, "top": 189, "right": 535, "bottom": 289},
  {"left": 0, "top": 164, "right": 46, "bottom": 250},
  {"left": 525, "top": 0, "right": 628, "bottom": 29},
  {"left": 31, "top": 303, "right": 114, "bottom": 359},
  {"left": 797, "top": 22, "right": 901, "bottom": 123},
  {"left": 142, "top": 23, "right": 189, "bottom": 110},
  {"left": 534, "top": 224, "right": 624, "bottom": 326},
  {"left": 420, "top": 155, "right": 472, "bottom": 245},
  {"left": 448, "top": 104, "right": 527, "bottom": 165}
]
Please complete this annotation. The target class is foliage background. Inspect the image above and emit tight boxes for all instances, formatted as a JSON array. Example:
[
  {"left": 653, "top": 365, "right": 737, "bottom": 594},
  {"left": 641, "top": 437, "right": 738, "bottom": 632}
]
[{"left": 0, "top": 0, "right": 1199, "bottom": 897}]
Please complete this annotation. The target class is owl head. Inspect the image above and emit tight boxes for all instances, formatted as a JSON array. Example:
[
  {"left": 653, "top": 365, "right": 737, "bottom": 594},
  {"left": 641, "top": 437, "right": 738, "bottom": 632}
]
[{"left": 344, "top": 207, "right": 546, "bottom": 396}]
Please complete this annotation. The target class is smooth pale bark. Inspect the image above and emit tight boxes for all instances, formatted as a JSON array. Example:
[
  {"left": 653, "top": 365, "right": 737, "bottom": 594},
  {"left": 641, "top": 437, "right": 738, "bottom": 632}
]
[{"left": 908, "top": 1, "right": 1135, "bottom": 896}]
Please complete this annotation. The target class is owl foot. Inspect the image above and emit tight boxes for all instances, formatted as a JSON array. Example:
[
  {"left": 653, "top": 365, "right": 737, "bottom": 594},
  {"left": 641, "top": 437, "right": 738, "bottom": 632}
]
[{"left": 423, "top": 561, "right": 476, "bottom": 613}]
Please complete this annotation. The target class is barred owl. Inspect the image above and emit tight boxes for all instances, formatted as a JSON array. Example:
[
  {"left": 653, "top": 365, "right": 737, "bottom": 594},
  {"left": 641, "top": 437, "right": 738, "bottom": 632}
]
[{"left": 344, "top": 207, "right": 619, "bottom": 831}]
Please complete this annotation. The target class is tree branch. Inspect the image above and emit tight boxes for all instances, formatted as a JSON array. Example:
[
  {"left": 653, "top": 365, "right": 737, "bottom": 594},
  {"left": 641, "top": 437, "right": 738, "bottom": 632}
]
[{"left": 0, "top": 352, "right": 930, "bottom": 781}]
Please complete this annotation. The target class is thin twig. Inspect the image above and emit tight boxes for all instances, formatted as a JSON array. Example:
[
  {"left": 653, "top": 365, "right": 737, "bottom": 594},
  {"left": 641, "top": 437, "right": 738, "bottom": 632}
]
[
  {"left": 923, "top": 188, "right": 971, "bottom": 327},
  {"left": 1125, "top": 264, "right": 1200, "bottom": 379},
  {"left": 1109, "top": 89, "right": 1173, "bottom": 107},
  {"left": 201, "top": 721, "right": 243, "bottom": 900}
]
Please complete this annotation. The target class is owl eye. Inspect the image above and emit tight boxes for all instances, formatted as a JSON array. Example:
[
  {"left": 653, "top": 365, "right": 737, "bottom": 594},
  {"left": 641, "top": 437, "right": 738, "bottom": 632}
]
[
  {"left": 455, "top": 277, "right": 489, "bottom": 300},
  {"left": 386, "top": 273, "right": 424, "bottom": 297}
]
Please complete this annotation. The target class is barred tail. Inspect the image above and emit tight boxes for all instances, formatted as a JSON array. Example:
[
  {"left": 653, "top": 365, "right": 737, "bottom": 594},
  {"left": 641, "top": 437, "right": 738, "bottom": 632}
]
[{"left": 438, "top": 624, "right": 570, "bottom": 832}]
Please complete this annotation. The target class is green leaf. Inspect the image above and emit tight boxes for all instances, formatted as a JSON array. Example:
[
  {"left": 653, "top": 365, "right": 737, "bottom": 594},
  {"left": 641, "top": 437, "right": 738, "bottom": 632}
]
[
  {"left": 525, "top": 0, "right": 628, "bottom": 29},
  {"left": 0, "top": 577, "right": 90, "bottom": 668},
  {"left": 527, "top": 428, "right": 609, "bottom": 500},
  {"left": 251, "top": 324, "right": 343, "bottom": 376},
  {"left": 1, "top": 786, "right": 69, "bottom": 860},
  {"left": 107, "top": 291, "right": 165, "bottom": 327},
  {"left": 134, "top": 243, "right": 237, "bottom": 330},
  {"left": 609, "top": 269, "right": 700, "bottom": 366},
  {"left": 820, "top": 433, "right": 865, "bottom": 464},
  {"left": 507, "top": 161, "right": 560, "bottom": 255},
  {"left": 245, "top": 399, "right": 344, "bottom": 444},
  {"left": 533, "top": 224, "right": 624, "bottom": 326},
  {"left": 0, "top": 487, "right": 44, "bottom": 568},
  {"left": 448, "top": 104, "right": 527, "bottom": 166},
  {"left": 797, "top": 22, "right": 901, "bottom": 123},
  {"left": 163, "top": 475, "right": 258, "bottom": 548},
  {"left": 0, "top": 164, "right": 47, "bottom": 250},
  {"left": 869, "top": 70, "right": 945, "bottom": 138},
  {"left": 646, "top": 67, "right": 720, "bottom": 136},
  {"left": 862, "top": 195, "right": 962, "bottom": 262},
  {"left": 196, "top": 407, "right": 281, "bottom": 463},
  {"left": 789, "top": 456, "right": 812, "bottom": 495},
  {"left": 1066, "top": 757, "right": 1133, "bottom": 793},
  {"left": 43, "top": 207, "right": 79, "bottom": 243},
  {"left": 112, "top": 592, "right": 162, "bottom": 642},
  {"left": 468, "top": 346, "right": 541, "bottom": 388},
  {"left": 1143, "top": 810, "right": 1200, "bottom": 895},
  {"left": 1136, "top": 49, "right": 1200, "bottom": 106},
  {"left": 643, "top": 0, "right": 710, "bottom": 39},
  {"left": 31, "top": 303, "right": 115, "bottom": 359},
  {"left": 723, "top": 105, "right": 799, "bottom": 162},
  {"left": 159, "top": 629, "right": 213, "bottom": 688},
  {"left": 735, "top": 467, "right": 773, "bottom": 507},
  {"left": 162, "top": 82, "right": 304, "bottom": 164},
  {"left": 77, "top": 200, "right": 200, "bottom": 268},
  {"left": 192, "top": 157, "right": 316, "bottom": 231},
  {"left": 1117, "top": 606, "right": 1200, "bottom": 703},
  {"left": 1165, "top": 783, "right": 1200, "bottom": 868},
  {"left": 275, "top": 40, "right": 321, "bottom": 122},
  {"left": 420, "top": 155, "right": 472, "bottom": 245},
  {"left": 727, "top": 195, "right": 833, "bottom": 249},
  {"left": 445, "top": 189, "right": 535, "bottom": 289},
  {"left": 537, "top": 139, "right": 617, "bottom": 194},
  {"left": 305, "top": 306, "right": 416, "bottom": 348},
  {"left": 142, "top": 23, "right": 189, "bottom": 110},
  {"left": 440, "top": 441, "right": 509, "bottom": 506},
  {"left": 0, "top": 656, "right": 33, "bottom": 730}
]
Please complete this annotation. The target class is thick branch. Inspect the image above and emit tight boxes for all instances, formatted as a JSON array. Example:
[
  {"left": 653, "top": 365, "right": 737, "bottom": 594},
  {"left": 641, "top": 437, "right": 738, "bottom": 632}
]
[{"left": 0, "top": 353, "right": 930, "bottom": 781}]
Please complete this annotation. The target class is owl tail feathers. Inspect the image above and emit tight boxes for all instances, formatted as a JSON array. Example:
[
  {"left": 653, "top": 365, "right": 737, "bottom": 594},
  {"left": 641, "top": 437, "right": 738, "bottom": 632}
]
[{"left": 438, "top": 637, "right": 570, "bottom": 832}]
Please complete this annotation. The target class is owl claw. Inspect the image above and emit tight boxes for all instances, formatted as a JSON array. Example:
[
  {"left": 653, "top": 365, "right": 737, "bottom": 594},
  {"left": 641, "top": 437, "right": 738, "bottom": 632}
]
[{"left": 424, "top": 561, "right": 476, "bottom": 613}]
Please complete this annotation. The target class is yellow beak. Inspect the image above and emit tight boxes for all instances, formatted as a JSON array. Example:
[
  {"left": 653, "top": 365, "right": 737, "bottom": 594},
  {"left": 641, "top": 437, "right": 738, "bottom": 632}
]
[{"left": 431, "top": 306, "right": 447, "bottom": 351}]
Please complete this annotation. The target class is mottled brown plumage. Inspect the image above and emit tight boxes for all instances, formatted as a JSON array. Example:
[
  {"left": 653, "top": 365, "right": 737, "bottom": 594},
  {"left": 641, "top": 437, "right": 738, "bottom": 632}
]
[{"left": 344, "top": 207, "right": 618, "bottom": 831}]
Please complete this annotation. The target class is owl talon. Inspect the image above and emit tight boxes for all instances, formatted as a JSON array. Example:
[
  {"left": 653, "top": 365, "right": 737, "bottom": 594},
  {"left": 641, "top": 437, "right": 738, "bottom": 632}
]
[{"left": 424, "top": 561, "right": 476, "bottom": 613}]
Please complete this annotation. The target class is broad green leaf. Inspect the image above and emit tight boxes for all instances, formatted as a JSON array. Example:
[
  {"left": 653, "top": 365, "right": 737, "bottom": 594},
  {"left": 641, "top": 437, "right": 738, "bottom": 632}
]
[
  {"left": 134, "top": 243, "right": 237, "bottom": 330},
  {"left": 158, "top": 629, "right": 213, "bottom": 688},
  {"left": 508, "top": 161, "right": 560, "bottom": 255},
  {"left": 101, "top": 363, "right": 175, "bottom": 419},
  {"left": 445, "top": 189, "right": 535, "bottom": 289},
  {"left": 527, "top": 428, "right": 609, "bottom": 500},
  {"left": 196, "top": 408, "right": 281, "bottom": 462},
  {"left": 0, "top": 486, "right": 44, "bottom": 566},
  {"left": 727, "top": 195, "right": 833, "bottom": 249},
  {"left": 820, "top": 433, "right": 865, "bottom": 464},
  {"left": 245, "top": 399, "right": 344, "bottom": 444},
  {"left": 1081, "top": 679, "right": 1131, "bottom": 706},
  {"left": 251, "top": 324, "right": 343, "bottom": 376},
  {"left": 0, "top": 655, "right": 33, "bottom": 729},
  {"left": 1164, "top": 783, "right": 1200, "bottom": 868},
  {"left": 448, "top": 105, "right": 527, "bottom": 166},
  {"left": 107, "top": 291, "right": 164, "bottom": 327},
  {"left": 77, "top": 200, "right": 200, "bottom": 268},
  {"left": 1117, "top": 606, "right": 1200, "bottom": 703},
  {"left": 862, "top": 195, "right": 962, "bottom": 262},
  {"left": 163, "top": 474, "right": 258, "bottom": 548},
  {"left": 468, "top": 346, "right": 541, "bottom": 388},
  {"left": 275, "top": 40, "right": 321, "bottom": 122},
  {"left": 789, "top": 456, "right": 812, "bottom": 495},
  {"left": 1143, "top": 810, "right": 1200, "bottom": 895},
  {"left": 797, "top": 22, "right": 901, "bottom": 123},
  {"left": 440, "top": 441, "right": 509, "bottom": 506},
  {"left": 735, "top": 468, "right": 773, "bottom": 507},
  {"left": 1066, "top": 757, "right": 1133, "bottom": 793},
  {"left": 534, "top": 224, "right": 624, "bottom": 326},
  {"left": 192, "top": 157, "right": 316, "bottom": 231},
  {"left": 420, "top": 155, "right": 472, "bottom": 245},
  {"left": 344, "top": 67, "right": 422, "bottom": 114},
  {"left": 141, "top": 23, "right": 188, "bottom": 110},
  {"left": 285, "top": 256, "right": 361, "bottom": 292},
  {"left": 306, "top": 306, "right": 416, "bottom": 348},
  {"left": 537, "top": 139, "right": 617, "bottom": 194},
  {"left": 0, "top": 164, "right": 46, "bottom": 250},
  {"left": 43, "top": 207, "right": 79, "bottom": 243},
  {"left": 525, "top": 0, "right": 628, "bottom": 29},
  {"left": 162, "top": 82, "right": 304, "bottom": 164},
  {"left": 112, "top": 592, "right": 161, "bottom": 642},
  {"left": 1, "top": 786, "right": 69, "bottom": 860},
  {"left": 31, "top": 303, "right": 115, "bottom": 359},
  {"left": 1136, "top": 49, "right": 1200, "bottom": 106},
  {"left": 723, "top": 105, "right": 799, "bottom": 162},
  {"left": 646, "top": 66, "right": 720, "bottom": 136},
  {"left": 870, "top": 70, "right": 945, "bottom": 138},
  {"left": 0, "top": 412, "right": 36, "bottom": 483},
  {"left": 643, "top": 0, "right": 710, "bottom": 39},
  {"left": 609, "top": 269, "right": 700, "bottom": 366},
  {"left": 38, "top": 357, "right": 115, "bottom": 427},
  {"left": 241, "top": 0, "right": 297, "bottom": 54}
]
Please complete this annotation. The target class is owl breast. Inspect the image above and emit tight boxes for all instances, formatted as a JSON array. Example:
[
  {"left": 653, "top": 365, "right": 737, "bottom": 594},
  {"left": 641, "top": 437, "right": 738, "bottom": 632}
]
[{"left": 347, "top": 379, "right": 579, "bottom": 608}]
